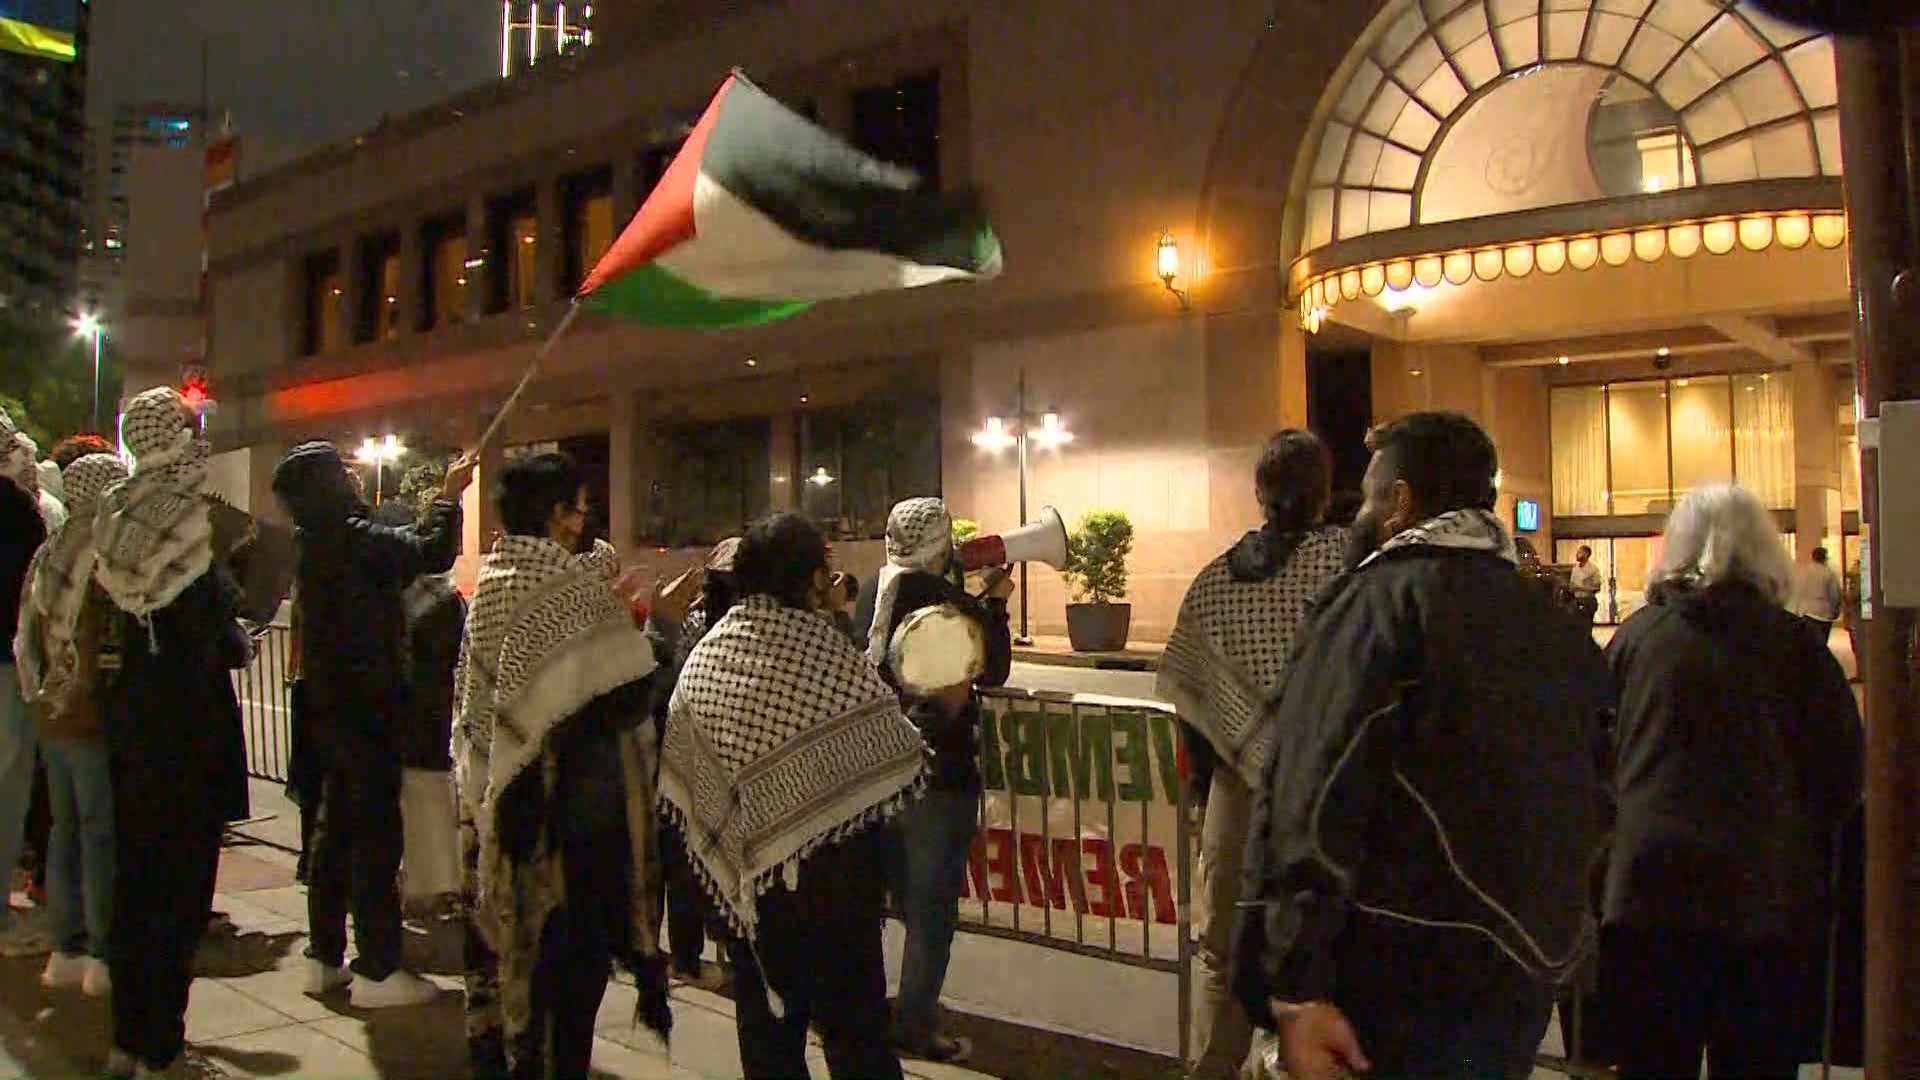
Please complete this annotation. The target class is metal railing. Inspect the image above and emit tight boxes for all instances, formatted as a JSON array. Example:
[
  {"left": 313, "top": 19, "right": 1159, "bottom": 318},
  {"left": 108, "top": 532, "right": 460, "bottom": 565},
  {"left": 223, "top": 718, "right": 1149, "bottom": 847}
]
[{"left": 234, "top": 619, "right": 294, "bottom": 784}]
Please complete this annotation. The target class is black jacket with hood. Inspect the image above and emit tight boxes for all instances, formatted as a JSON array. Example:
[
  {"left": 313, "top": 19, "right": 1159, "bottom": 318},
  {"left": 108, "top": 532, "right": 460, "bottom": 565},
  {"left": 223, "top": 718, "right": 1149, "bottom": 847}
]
[
  {"left": 1603, "top": 579, "right": 1861, "bottom": 944},
  {"left": 272, "top": 446, "right": 461, "bottom": 768},
  {"left": 1233, "top": 523, "right": 1611, "bottom": 1077},
  {"left": 0, "top": 479, "right": 45, "bottom": 658}
]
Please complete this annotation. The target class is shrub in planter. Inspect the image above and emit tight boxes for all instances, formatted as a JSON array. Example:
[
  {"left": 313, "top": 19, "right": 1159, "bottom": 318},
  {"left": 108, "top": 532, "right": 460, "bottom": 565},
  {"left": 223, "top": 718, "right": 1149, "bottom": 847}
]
[{"left": 1063, "top": 509, "right": 1135, "bottom": 652}]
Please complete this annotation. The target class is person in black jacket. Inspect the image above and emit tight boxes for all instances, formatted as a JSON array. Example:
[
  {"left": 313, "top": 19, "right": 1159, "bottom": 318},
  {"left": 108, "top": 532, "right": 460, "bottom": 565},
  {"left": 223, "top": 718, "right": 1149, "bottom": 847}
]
[
  {"left": 0, "top": 408, "right": 48, "bottom": 951},
  {"left": 852, "top": 497, "right": 1012, "bottom": 1064},
  {"left": 271, "top": 441, "right": 474, "bottom": 1009},
  {"left": 90, "top": 387, "right": 253, "bottom": 1076},
  {"left": 1236, "top": 412, "right": 1610, "bottom": 1080},
  {"left": 1600, "top": 484, "right": 1862, "bottom": 1080}
]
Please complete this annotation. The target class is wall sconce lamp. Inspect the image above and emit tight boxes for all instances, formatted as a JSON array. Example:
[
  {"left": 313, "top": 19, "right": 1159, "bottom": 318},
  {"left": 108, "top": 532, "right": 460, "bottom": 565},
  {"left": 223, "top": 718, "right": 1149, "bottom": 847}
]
[{"left": 1157, "top": 232, "right": 1190, "bottom": 311}]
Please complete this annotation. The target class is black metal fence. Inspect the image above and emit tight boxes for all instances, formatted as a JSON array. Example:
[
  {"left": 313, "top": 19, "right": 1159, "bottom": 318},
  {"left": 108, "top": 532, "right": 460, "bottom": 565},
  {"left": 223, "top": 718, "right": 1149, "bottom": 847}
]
[{"left": 235, "top": 619, "right": 294, "bottom": 784}]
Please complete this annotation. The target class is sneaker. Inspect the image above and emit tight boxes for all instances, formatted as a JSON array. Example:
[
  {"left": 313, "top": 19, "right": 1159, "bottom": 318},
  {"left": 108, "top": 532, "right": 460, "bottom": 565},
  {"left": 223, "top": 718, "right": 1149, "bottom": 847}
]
[
  {"left": 0, "top": 910, "right": 54, "bottom": 957},
  {"left": 348, "top": 969, "right": 439, "bottom": 1009},
  {"left": 39, "top": 951, "right": 87, "bottom": 990},
  {"left": 82, "top": 957, "right": 111, "bottom": 998},
  {"left": 303, "top": 959, "right": 352, "bottom": 995},
  {"left": 897, "top": 1034, "right": 973, "bottom": 1064}
]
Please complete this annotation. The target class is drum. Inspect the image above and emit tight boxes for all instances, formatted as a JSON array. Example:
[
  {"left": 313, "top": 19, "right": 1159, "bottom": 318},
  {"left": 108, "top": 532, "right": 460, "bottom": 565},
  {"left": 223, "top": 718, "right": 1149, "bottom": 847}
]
[{"left": 887, "top": 603, "right": 986, "bottom": 696}]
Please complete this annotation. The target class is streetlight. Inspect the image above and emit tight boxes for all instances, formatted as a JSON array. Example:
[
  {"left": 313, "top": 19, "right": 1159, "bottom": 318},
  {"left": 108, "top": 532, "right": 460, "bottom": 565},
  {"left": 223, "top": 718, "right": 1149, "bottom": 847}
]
[
  {"left": 71, "top": 313, "right": 103, "bottom": 433},
  {"left": 971, "top": 370, "right": 1072, "bottom": 645},
  {"left": 354, "top": 434, "right": 406, "bottom": 505}
]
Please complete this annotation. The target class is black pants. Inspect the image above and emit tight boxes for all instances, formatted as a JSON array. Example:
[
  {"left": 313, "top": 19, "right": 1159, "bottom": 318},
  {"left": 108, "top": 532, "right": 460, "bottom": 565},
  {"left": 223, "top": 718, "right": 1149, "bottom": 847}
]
[
  {"left": 727, "top": 888, "right": 900, "bottom": 1080},
  {"left": 1599, "top": 926, "right": 1814, "bottom": 1080},
  {"left": 659, "top": 822, "right": 711, "bottom": 974},
  {"left": 496, "top": 904, "right": 616, "bottom": 1080},
  {"left": 306, "top": 763, "right": 405, "bottom": 979},
  {"left": 23, "top": 756, "right": 49, "bottom": 890},
  {"left": 109, "top": 760, "right": 224, "bottom": 1070}
]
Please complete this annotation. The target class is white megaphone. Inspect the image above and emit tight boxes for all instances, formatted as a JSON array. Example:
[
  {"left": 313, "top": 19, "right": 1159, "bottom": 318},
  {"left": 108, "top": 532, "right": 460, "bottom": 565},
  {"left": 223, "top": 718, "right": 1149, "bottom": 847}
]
[{"left": 958, "top": 506, "right": 1069, "bottom": 572}]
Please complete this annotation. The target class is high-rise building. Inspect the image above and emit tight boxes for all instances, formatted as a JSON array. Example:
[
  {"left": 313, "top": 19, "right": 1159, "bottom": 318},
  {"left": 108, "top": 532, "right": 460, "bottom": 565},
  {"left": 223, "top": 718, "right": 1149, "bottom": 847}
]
[
  {"left": 0, "top": 0, "right": 87, "bottom": 319},
  {"left": 80, "top": 101, "right": 207, "bottom": 314},
  {"left": 499, "top": 1, "right": 592, "bottom": 78}
]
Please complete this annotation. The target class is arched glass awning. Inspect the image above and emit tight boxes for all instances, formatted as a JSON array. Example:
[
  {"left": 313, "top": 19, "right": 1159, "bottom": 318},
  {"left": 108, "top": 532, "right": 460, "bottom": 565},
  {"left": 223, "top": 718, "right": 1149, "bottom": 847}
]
[{"left": 1289, "top": 0, "right": 1847, "bottom": 327}]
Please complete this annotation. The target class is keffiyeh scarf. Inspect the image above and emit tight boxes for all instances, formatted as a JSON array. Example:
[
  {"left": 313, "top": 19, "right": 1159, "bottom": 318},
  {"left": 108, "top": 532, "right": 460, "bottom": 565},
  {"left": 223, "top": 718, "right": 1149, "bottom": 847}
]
[
  {"left": 661, "top": 595, "right": 925, "bottom": 941},
  {"left": 1363, "top": 507, "right": 1519, "bottom": 568},
  {"left": 94, "top": 387, "right": 214, "bottom": 619},
  {"left": 17, "top": 454, "right": 128, "bottom": 712},
  {"left": 866, "top": 497, "right": 952, "bottom": 667},
  {"left": 453, "top": 535, "right": 668, "bottom": 1050},
  {"left": 1157, "top": 525, "right": 1346, "bottom": 784}
]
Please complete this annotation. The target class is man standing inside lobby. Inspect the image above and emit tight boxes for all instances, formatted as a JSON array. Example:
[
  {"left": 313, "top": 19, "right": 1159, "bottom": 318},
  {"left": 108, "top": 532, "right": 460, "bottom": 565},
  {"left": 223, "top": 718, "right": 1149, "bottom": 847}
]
[{"left": 1569, "top": 545, "right": 1603, "bottom": 625}]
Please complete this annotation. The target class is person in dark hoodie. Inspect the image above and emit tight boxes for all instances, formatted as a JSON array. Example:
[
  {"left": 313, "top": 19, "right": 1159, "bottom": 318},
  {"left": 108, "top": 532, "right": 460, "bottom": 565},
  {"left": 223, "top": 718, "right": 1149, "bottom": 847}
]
[
  {"left": 852, "top": 497, "right": 1012, "bottom": 1064},
  {"left": 91, "top": 387, "right": 252, "bottom": 1076},
  {"left": 271, "top": 441, "right": 474, "bottom": 1009},
  {"left": 0, "top": 408, "right": 48, "bottom": 952},
  {"left": 1235, "top": 412, "right": 1610, "bottom": 1080},
  {"left": 1600, "top": 484, "right": 1861, "bottom": 1080},
  {"left": 1156, "top": 430, "right": 1345, "bottom": 1080}
]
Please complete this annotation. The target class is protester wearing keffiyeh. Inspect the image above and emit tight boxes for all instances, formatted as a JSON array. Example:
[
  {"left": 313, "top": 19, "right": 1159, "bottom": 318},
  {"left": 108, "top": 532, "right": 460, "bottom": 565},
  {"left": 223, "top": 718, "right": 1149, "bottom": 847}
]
[
  {"left": 455, "top": 530, "right": 673, "bottom": 1066},
  {"left": 17, "top": 453, "right": 128, "bottom": 717},
  {"left": 865, "top": 497, "right": 952, "bottom": 668},
  {"left": 93, "top": 387, "right": 213, "bottom": 622}
]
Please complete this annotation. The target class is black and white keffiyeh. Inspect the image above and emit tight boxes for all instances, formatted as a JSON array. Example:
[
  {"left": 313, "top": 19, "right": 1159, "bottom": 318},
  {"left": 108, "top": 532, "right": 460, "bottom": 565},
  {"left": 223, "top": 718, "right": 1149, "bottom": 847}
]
[
  {"left": 17, "top": 454, "right": 128, "bottom": 711},
  {"left": 1157, "top": 526, "right": 1346, "bottom": 783},
  {"left": 661, "top": 594, "right": 925, "bottom": 941},
  {"left": 453, "top": 534, "right": 667, "bottom": 1047},
  {"left": 94, "top": 387, "right": 213, "bottom": 619},
  {"left": 1363, "top": 507, "right": 1519, "bottom": 568},
  {"left": 865, "top": 497, "right": 951, "bottom": 667}
]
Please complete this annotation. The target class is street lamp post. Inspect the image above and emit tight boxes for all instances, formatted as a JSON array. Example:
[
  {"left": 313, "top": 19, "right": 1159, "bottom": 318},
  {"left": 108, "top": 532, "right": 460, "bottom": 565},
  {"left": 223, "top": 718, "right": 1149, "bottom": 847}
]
[
  {"left": 971, "top": 369, "right": 1072, "bottom": 645},
  {"left": 354, "top": 435, "right": 406, "bottom": 505},
  {"left": 71, "top": 314, "right": 103, "bottom": 433}
]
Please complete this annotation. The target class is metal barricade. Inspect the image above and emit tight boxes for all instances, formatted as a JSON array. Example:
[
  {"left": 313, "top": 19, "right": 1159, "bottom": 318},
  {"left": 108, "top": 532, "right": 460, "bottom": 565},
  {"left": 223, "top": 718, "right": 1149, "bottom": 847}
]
[{"left": 234, "top": 619, "right": 294, "bottom": 783}]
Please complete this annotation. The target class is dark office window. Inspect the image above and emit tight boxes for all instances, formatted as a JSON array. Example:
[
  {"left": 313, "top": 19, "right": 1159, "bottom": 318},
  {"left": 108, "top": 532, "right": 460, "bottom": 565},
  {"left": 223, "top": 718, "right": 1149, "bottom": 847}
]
[
  {"left": 850, "top": 72, "right": 941, "bottom": 189},
  {"left": 798, "top": 376, "right": 941, "bottom": 541},
  {"left": 420, "top": 214, "right": 467, "bottom": 330},
  {"left": 635, "top": 132, "right": 689, "bottom": 203},
  {"left": 485, "top": 188, "right": 537, "bottom": 314},
  {"left": 640, "top": 417, "right": 772, "bottom": 548},
  {"left": 561, "top": 166, "right": 614, "bottom": 291},
  {"left": 355, "top": 231, "right": 402, "bottom": 343},
  {"left": 301, "top": 250, "right": 342, "bottom": 356}
]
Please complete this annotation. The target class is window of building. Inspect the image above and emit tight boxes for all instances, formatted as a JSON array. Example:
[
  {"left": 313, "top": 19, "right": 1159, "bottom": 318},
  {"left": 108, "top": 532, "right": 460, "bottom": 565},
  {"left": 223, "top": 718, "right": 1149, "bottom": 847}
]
[
  {"left": 635, "top": 131, "right": 689, "bottom": 204},
  {"left": 421, "top": 214, "right": 467, "bottom": 330},
  {"left": 641, "top": 417, "right": 772, "bottom": 547},
  {"left": 355, "top": 232, "right": 402, "bottom": 343},
  {"left": 485, "top": 189, "right": 537, "bottom": 314},
  {"left": 1553, "top": 375, "right": 1795, "bottom": 519},
  {"left": 850, "top": 72, "right": 941, "bottom": 189},
  {"left": 562, "top": 166, "right": 614, "bottom": 292},
  {"left": 301, "top": 250, "right": 343, "bottom": 356},
  {"left": 798, "top": 376, "right": 941, "bottom": 540}
]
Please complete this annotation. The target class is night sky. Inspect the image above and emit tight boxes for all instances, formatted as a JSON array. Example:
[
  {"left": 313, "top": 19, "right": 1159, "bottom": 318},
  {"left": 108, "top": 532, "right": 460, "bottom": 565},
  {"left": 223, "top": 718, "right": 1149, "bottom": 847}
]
[{"left": 86, "top": 0, "right": 497, "bottom": 166}]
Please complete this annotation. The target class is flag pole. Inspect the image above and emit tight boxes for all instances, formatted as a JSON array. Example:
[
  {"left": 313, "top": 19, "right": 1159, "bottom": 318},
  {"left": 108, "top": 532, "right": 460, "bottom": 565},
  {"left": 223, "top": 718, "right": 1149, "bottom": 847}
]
[{"left": 477, "top": 301, "right": 584, "bottom": 453}]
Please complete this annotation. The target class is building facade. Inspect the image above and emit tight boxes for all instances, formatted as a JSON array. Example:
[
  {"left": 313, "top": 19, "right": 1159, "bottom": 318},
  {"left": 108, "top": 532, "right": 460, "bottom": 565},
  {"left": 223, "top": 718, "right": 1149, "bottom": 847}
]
[
  {"left": 79, "top": 101, "right": 207, "bottom": 315},
  {"left": 207, "top": 0, "right": 1860, "bottom": 640},
  {"left": 499, "top": 0, "right": 592, "bottom": 78},
  {"left": 0, "top": 0, "right": 86, "bottom": 318}
]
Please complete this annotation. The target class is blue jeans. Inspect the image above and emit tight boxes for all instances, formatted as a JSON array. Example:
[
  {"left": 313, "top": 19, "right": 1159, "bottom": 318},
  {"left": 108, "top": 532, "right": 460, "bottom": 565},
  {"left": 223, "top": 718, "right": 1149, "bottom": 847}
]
[
  {"left": 890, "top": 789, "right": 979, "bottom": 1046},
  {"left": 43, "top": 739, "right": 113, "bottom": 958},
  {"left": 0, "top": 665, "right": 35, "bottom": 910}
]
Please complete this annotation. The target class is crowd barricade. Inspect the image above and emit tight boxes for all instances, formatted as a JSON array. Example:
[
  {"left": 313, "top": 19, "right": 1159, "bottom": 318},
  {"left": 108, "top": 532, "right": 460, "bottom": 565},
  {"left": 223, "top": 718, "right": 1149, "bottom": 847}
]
[{"left": 234, "top": 618, "right": 295, "bottom": 784}]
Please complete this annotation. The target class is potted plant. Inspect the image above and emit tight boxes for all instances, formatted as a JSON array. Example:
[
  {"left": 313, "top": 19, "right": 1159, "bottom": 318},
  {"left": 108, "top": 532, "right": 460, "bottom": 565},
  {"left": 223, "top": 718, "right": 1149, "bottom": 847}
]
[{"left": 1063, "top": 509, "right": 1135, "bottom": 652}]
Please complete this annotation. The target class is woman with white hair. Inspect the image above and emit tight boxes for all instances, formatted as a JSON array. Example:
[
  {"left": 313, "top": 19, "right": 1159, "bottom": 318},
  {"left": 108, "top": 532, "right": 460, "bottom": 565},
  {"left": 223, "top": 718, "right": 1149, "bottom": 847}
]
[{"left": 1598, "top": 483, "right": 1862, "bottom": 1080}]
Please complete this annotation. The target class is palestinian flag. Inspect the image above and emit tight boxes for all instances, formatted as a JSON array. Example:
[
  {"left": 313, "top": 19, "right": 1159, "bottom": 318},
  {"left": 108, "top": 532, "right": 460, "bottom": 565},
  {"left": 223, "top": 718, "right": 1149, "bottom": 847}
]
[
  {"left": 576, "top": 71, "right": 1002, "bottom": 329},
  {"left": 0, "top": 0, "right": 77, "bottom": 61}
]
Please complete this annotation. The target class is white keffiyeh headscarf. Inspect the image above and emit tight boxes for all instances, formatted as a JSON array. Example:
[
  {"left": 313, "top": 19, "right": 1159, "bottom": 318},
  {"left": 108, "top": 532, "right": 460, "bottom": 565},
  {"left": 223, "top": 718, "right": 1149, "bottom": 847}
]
[
  {"left": 16, "top": 454, "right": 128, "bottom": 710},
  {"left": 94, "top": 387, "right": 214, "bottom": 619},
  {"left": 661, "top": 594, "right": 925, "bottom": 942},
  {"left": 865, "top": 497, "right": 952, "bottom": 667},
  {"left": 453, "top": 534, "right": 666, "bottom": 1047},
  {"left": 1362, "top": 507, "right": 1519, "bottom": 568}
]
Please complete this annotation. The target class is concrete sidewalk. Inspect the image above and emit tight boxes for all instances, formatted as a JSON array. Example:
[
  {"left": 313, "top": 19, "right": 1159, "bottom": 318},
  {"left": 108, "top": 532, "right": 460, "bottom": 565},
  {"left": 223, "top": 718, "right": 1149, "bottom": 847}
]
[{"left": 0, "top": 831, "right": 999, "bottom": 1080}]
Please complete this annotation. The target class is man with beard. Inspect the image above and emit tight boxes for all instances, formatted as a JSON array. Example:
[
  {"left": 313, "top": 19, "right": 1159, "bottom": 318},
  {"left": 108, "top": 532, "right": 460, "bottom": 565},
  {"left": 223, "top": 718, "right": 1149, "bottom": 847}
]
[
  {"left": 271, "top": 442, "right": 475, "bottom": 1008},
  {"left": 1234, "top": 412, "right": 1609, "bottom": 1080}
]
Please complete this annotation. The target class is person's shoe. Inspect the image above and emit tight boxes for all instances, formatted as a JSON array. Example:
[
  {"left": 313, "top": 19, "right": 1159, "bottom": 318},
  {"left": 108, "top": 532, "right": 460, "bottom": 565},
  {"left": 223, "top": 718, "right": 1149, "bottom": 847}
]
[
  {"left": 348, "top": 969, "right": 439, "bottom": 1009},
  {"left": 897, "top": 1034, "right": 972, "bottom": 1064},
  {"left": 39, "top": 951, "right": 87, "bottom": 990},
  {"left": 303, "top": 959, "right": 352, "bottom": 995},
  {"left": 82, "top": 958, "right": 112, "bottom": 998},
  {"left": 0, "top": 909, "right": 54, "bottom": 957}
]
